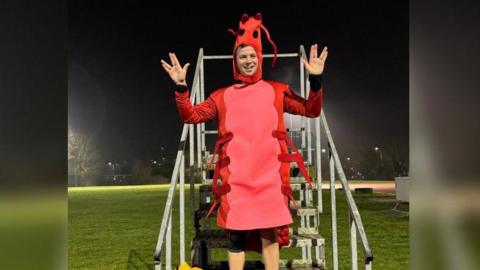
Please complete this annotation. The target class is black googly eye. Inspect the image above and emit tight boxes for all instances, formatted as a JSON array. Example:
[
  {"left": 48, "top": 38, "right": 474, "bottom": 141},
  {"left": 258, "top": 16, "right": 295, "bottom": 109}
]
[
  {"left": 239, "top": 29, "right": 245, "bottom": 36},
  {"left": 253, "top": 30, "right": 259, "bottom": 38}
]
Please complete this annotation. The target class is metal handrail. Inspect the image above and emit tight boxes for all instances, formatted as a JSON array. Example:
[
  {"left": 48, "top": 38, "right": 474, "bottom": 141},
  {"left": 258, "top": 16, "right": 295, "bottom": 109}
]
[
  {"left": 323, "top": 110, "right": 374, "bottom": 268},
  {"left": 153, "top": 49, "right": 204, "bottom": 270},
  {"left": 299, "top": 45, "right": 373, "bottom": 269},
  {"left": 203, "top": 53, "right": 298, "bottom": 60}
]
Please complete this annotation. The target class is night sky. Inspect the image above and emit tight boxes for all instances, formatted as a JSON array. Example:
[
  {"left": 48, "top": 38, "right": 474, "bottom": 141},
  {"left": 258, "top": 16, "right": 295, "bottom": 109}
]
[{"left": 68, "top": 0, "right": 408, "bottom": 164}]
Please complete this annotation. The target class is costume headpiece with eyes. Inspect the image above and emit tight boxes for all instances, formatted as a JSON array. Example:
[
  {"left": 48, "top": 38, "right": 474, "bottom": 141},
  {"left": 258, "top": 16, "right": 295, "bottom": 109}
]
[{"left": 228, "top": 13, "right": 278, "bottom": 83}]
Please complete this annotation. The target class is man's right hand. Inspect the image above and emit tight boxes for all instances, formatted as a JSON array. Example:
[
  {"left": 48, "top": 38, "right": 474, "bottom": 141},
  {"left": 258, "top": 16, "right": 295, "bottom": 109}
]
[{"left": 161, "top": 52, "right": 190, "bottom": 86}]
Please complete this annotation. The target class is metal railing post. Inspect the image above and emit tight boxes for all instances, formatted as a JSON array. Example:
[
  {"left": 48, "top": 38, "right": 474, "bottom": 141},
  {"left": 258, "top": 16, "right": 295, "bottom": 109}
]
[
  {"left": 329, "top": 148, "right": 339, "bottom": 270},
  {"left": 189, "top": 123, "right": 195, "bottom": 216},
  {"left": 350, "top": 213, "right": 358, "bottom": 270},
  {"left": 166, "top": 210, "right": 172, "bottom": 270},
  {"left": 315, "top": 116, "right": 322, "bottom": 215},
  {"left": 179, "top": 155, "right": 185, "bottom": 263},
  {"left": 298, "top": 45, "right": 308, "bottom": 262},
  {"left": 199, "top": 54, "right": 207, "bottom": 182}
]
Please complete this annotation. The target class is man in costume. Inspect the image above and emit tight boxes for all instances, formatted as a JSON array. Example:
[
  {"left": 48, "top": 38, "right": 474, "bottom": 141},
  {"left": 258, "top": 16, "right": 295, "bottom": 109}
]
[{"left": 161, "top": 13, "right": 328, "bottom": 270}]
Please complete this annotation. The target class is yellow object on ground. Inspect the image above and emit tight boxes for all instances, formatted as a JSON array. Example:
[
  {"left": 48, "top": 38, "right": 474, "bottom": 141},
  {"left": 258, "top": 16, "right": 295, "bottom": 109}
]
[{"left": 178, "top": 262, "right": 202, "bottom": 270}]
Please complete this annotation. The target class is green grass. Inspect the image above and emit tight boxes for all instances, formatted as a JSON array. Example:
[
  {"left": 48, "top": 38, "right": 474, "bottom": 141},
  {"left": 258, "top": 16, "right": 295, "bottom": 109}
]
[{"left": 69, "top": 184, "right": 408, "bottom": 269}]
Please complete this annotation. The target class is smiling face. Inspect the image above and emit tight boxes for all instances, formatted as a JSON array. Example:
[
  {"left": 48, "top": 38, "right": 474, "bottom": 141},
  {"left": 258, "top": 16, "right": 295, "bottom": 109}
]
[{"left": 235, "top": 45, "right": 259, "bottom": 76}]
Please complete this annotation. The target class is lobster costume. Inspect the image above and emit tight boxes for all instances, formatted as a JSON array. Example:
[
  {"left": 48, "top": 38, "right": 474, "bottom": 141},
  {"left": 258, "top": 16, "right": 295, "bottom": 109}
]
[{"left": 174, "top": 13, "right": 323, "bottom": 253}]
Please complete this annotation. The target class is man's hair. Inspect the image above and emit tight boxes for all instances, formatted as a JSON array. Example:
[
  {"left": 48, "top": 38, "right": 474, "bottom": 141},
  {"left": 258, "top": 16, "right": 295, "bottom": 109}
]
[
  {"left": 238, "top": 44, "right": 248, "bottom": 49},
  {"left": 235, "top": 44, "right": 253, "bottom": 58}
]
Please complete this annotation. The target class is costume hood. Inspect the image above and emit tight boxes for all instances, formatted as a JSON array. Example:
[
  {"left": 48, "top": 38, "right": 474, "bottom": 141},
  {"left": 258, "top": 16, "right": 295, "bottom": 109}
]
[{"left": 228, "top": 13, "right": 277, "bottom": 84}]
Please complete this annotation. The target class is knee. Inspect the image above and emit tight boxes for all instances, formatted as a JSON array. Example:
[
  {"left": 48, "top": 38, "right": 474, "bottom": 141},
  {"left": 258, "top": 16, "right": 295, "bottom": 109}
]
[{"left": 228, "top": 230, "right": 247, "bottom": 253}]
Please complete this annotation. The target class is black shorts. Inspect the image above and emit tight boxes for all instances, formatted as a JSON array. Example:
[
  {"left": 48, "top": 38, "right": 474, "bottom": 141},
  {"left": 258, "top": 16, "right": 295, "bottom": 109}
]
[{"left": 228, "top": 230, "right": 248, "bottom": 253}]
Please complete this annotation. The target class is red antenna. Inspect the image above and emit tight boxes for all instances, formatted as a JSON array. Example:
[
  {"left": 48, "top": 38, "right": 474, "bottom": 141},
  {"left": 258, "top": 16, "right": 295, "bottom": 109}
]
[{"left": 260, "top": 24, "right": 278, "bottom": 67}]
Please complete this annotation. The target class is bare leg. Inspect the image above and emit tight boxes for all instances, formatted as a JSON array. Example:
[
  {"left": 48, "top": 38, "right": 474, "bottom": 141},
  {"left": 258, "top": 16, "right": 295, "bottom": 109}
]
[
  {"left": 228, "top": 250, "right": 245, "bottom": 270},
  {"left": 260, "top": 228, "right": 279, "bottom": 270}
]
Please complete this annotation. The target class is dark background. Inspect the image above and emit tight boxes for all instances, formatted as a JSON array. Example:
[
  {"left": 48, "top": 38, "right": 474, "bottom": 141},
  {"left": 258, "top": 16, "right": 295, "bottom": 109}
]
[{"left": 68, "top": 0, "right": 409, "bottom": 179}]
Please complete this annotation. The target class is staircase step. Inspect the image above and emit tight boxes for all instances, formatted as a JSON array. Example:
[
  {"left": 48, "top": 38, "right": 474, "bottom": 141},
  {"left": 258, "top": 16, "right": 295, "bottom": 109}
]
[
  {"left": 280, "top": 258, "right": 326, "bottom": 269},
  {"left": 204, "top": 260, "right": 325, "bottom": 270},
  {"left": 290, "top": 200, "right": 314, "bottom": 208},
  {"left": 202, "top": 162, "right": 308, "bottom": 170},
  {"left": 291, "top": 207, "right": 318, "bottom": 217},
  {"left": 200, "top": 182, "right": 318, "bottom": 192},
  {"left": 195, "top": 210, "right": 320, "bottom": 235},
  {"left": 290, "top": 176, "right": 307, "bottom": 183},
  {"left": 203, "top": 179, "right": 213, "bottom": 184},
  {"left": 191, "top": 229, "right": 324, "bottom": 249},
  {"left": 194, "top": 229, "right": 228, "bottom": 238},
  {"left": 290, "top": 162, "right": 306, "bottom": 169},
  {"left": 286, "top": 128, "right": 305, "bottom": 132},
  {"left": 196, "top": 203, "right": 318, "bottom": 219},
  {"left": 191, "top": 229, "right": 228, "bottom": 249},
  {"left": 289, "top": 234, "right": 325, "bottom": 248},
  {"left": 289, "top": 227, "right": 320, "bottom": 235},
  {"left": 291, "top": 182, "right": 318, "bottom": 191}
]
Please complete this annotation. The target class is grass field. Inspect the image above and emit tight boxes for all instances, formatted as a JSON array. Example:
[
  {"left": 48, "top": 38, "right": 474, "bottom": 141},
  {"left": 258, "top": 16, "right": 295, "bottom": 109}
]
[{"left": 69, "top": 184, "right": 408, "bottom": 269}]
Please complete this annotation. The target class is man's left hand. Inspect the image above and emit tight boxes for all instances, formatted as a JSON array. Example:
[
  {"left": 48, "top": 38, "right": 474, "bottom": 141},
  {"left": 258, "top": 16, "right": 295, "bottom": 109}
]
[{"left": 302, "top": 44, "right": 328, "bottom": 75}]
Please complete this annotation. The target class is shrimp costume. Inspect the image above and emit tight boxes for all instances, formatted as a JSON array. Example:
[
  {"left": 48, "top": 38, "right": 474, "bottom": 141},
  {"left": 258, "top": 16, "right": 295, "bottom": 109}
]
[{"left": 174, "top": 13, "right": 323, "bottom": 253}]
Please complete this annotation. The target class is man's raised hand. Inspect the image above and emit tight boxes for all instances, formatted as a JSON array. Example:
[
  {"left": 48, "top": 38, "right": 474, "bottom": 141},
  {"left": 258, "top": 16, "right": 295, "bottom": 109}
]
[
  {"left": 302, "top": 44, "right": 328, "bottom": 75},
  {"left": 161, "top": 53, "right": 190, "bottom": 86}
]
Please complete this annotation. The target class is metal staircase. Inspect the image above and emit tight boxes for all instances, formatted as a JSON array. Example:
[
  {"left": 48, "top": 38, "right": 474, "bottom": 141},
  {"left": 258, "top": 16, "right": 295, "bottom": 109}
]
[
  {"left": 154, "top": 46, "right": 373, "bottom": 270},
  {"left": 191, "top": 156, "right": 325, "bottom": 270}
]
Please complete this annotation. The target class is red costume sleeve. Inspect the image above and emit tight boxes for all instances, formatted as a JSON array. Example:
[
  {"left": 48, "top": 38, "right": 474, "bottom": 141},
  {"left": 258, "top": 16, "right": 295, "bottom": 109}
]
[
  {"left": 174, "top": 90, "right": 217, "bottom": 124},
  {"left": 283, "top": 86, "right": 323, "bottom": 117}
]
